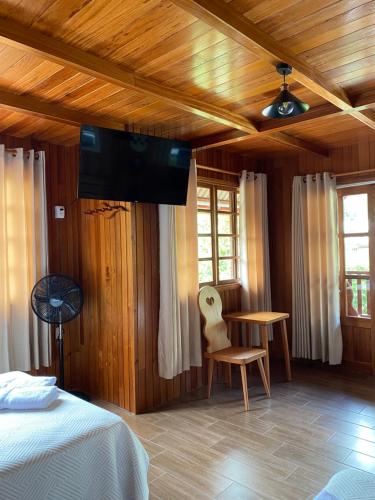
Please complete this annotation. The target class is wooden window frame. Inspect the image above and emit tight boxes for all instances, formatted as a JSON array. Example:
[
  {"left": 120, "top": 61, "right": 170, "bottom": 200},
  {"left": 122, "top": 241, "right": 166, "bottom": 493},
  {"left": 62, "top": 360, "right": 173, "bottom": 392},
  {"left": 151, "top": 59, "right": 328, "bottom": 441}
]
[
  {"left": 197, "top": 179, "right": 240, "bottom": 286},
  {"left": 338, "top": 185, "right": 375, "bottom": 328}
]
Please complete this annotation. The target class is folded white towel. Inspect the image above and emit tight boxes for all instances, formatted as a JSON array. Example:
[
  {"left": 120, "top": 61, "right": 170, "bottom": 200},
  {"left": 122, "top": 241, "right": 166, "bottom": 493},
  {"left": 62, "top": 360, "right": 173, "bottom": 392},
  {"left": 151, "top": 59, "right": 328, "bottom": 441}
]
[
  {"left": 0, "top": 371, "right": 56, "bottom": 389},
  {"left": 0, "top": 386, "right": 58, "bottom": 410}
]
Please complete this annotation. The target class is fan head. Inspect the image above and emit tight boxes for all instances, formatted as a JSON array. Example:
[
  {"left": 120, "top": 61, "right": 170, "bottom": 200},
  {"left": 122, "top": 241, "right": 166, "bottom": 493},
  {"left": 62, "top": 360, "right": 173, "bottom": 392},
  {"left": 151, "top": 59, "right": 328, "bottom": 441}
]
[{"left": 31, "top": 274, "right": 83, "bottom": 324}]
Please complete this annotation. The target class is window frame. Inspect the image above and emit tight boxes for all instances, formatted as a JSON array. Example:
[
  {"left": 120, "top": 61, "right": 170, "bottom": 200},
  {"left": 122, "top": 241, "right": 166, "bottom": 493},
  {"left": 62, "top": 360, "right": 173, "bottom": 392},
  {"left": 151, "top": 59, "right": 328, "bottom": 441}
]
[
  {"left": 338, "top": 184, "right": 375, "bottom": 327},
  {"left": 197, "top": 179, "right": 240, "bottom": 286}
]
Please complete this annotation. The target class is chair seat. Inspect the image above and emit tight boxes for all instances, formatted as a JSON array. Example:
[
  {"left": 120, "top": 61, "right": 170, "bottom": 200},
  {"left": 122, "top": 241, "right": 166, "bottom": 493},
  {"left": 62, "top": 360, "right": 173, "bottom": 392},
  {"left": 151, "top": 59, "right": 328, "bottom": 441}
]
[{"left": 205, "top": 347, "right": 266, "bottom": 365}]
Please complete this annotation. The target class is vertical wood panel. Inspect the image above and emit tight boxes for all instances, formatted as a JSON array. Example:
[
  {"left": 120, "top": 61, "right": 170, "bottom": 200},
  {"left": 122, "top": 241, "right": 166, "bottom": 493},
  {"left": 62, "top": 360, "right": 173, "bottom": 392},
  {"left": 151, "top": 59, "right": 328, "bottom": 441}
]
[{"left": 262, "top": 137, "right": 375, "bottom": 374}]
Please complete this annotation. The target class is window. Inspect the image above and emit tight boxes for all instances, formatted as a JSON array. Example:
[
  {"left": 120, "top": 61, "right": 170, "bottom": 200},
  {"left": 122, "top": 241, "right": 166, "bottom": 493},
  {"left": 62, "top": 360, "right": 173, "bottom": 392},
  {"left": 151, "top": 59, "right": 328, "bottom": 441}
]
[
  {"left": 197, "top": 183, "right": 240, "bottom": 285},
  {"left": 338, "top": 187, "right": 372, "bottom": 320}
]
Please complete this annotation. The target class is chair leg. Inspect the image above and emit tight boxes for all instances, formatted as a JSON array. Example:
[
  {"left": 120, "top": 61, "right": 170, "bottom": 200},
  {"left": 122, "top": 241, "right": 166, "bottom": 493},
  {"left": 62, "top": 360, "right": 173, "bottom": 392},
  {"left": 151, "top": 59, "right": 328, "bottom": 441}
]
[
  {"left": 207, "top": 358, "right": 214, "bottom": 398},
  {"left": 227, "top": 363, "right": 232, "bottom": 388},
  {"left": 281, "top": 319, "right": 292, "bottom": 381},
  {"left": 257, "top": 358, "right": 271, "bottom": 398},
  {"left": 240, "top": 364, "right": 250, "bottom": 411}
]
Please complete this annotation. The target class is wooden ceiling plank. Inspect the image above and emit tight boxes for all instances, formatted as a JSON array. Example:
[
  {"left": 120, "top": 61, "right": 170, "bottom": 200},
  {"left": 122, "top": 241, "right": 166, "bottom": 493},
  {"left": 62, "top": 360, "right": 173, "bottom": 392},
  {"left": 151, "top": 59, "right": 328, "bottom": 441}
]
[
  {"left": 0, "top": 88, "right": 125, "bottom": 130},
  {"left": 170, "top": 0, "right": 352, "bottom": 110},
  {"left": 0, "top": 16, "right": 257, "bottom": 134}
]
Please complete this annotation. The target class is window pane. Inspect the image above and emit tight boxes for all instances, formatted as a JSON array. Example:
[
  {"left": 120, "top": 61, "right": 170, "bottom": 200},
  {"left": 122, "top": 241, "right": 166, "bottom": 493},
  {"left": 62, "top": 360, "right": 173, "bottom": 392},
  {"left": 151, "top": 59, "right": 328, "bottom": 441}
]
[
  {"left": 197, "top": 212, "right": 211, "bottom": 234},
  {"left": 218, "top": 213, "right": 232, "bottom": 234},
  {"left": 199, "top": 260, "right": 213, "bottom": 283},
  {"left": 236, "top": 192, "right": 240, "bottom": 214},
  {"left": 344, "top": 236, "right": 369, "bottom": 272},
  {"left": 219, "top": 259, "right": 234, "bottom": 281},
  {"left": 198, "top": 237, "right": 212, "bottom": 258},
  {"left": 218, "top": 237, "right": 233, "bottom": 257},
  {"left": 197, "top": 186, "right": 210, "bottom": 210},
  {"left": 345, "top": 278, "right": 371, "bottom": 318},
  {"left": 343, "top": 194, "right": 368, "bottom": 234},
  {"left": 217, "top": 190, "right": 232, "bottom": 212}
]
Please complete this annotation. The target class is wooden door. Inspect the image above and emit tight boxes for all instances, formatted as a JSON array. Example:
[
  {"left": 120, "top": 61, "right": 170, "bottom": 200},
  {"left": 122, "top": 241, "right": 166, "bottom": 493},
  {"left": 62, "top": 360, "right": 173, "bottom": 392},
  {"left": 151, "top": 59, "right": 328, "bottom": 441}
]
[{"left": 338, "top": 185, "right": 375, "bottom": 373}]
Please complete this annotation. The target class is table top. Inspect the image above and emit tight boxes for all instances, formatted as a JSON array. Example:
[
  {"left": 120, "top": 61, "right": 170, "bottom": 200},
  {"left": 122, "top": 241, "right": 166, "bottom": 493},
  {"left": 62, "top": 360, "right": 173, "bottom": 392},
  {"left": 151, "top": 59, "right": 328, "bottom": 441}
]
[{"left": 223, "top": 311, "right": 289, "bottom": 325}]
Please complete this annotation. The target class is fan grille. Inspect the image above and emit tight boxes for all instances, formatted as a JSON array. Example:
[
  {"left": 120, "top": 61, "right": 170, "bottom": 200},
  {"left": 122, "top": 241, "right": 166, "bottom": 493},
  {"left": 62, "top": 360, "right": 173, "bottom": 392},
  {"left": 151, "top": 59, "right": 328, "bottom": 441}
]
[{"left": 31, "top": 274, "right": 83, "bottom": 324}]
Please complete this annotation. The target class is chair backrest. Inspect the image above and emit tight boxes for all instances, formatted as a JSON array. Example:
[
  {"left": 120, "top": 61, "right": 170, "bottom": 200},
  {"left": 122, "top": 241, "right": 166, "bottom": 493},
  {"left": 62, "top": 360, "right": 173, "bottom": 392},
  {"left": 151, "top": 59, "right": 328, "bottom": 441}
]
[{"left": 198, "top": 286, "right": 231, "bottom": 353}]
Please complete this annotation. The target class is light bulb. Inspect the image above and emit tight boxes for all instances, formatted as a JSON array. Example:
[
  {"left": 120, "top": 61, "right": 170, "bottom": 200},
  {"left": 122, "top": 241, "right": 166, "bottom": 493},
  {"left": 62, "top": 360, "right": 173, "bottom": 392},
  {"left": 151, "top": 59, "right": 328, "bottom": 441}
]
[{"left": 277, "top": 101, "right": 294, "bottom": 116}]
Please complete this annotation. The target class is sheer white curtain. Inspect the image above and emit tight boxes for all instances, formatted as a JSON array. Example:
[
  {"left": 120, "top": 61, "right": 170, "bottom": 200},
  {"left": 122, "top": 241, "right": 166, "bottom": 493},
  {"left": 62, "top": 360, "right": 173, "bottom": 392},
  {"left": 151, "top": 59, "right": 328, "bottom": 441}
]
[
  {"left": 292, "top": 173, "right": 342, "bottom": 364},
  {"left": 158, "top": 159, "right": 202, "bottom": 379},
  {"left": 0, "top": 147, "right": 50, "bottom": 373},
  {"left": 239, "top": 171, "right": 272, "bottom": 345}
]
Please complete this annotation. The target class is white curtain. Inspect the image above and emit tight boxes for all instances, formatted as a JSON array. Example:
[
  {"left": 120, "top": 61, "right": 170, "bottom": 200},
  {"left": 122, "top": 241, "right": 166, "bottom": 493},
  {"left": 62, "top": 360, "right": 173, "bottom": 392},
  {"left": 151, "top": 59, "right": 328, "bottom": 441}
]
[
  {"left": 0, "top": 147, "right": 50, "bottom": 373},
  {"left": 292, "top": 173, "right": 342, "bottom": 364},
  {"left": 239, "top": 171, "right": 272, "bottom": 345},
  {"left": 158, "top": 159, "right": 202, "bottom": 379}
]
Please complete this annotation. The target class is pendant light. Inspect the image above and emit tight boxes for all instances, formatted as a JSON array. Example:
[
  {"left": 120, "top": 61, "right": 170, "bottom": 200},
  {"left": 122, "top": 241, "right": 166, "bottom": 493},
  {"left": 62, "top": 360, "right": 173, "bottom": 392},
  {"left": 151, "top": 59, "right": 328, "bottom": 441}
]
[{"left": 262, "top": 63, "right": 309, "bottom": 118}]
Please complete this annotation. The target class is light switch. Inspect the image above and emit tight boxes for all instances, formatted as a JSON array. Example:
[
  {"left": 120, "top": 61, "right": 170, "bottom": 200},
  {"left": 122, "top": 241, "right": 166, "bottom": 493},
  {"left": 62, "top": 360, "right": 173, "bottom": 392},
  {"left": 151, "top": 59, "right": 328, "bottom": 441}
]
[{"left": 54, "top": 206, "right": 65, "bottom": 219}]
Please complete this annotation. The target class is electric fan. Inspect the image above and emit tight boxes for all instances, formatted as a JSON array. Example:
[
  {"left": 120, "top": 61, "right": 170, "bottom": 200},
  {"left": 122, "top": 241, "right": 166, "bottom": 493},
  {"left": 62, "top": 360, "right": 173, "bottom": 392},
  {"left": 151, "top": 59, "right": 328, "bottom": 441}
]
[{"left": 31, "top": 274, "right": 83, "bottom": 390}]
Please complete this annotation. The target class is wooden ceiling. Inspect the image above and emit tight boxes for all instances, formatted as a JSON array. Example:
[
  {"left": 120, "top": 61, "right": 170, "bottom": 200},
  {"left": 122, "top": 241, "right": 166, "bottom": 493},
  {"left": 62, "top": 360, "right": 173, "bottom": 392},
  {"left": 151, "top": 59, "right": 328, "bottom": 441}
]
[{"left": 0, "top": 0, "right": 373, "bottom": 157}]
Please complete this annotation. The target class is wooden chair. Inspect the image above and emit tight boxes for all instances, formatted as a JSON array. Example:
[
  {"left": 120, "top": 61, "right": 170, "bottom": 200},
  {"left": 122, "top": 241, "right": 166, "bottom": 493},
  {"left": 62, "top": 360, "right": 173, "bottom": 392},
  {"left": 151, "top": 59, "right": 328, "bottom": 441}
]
[{"left": 198, "top": 286, "right": 270, "bottom": 411}]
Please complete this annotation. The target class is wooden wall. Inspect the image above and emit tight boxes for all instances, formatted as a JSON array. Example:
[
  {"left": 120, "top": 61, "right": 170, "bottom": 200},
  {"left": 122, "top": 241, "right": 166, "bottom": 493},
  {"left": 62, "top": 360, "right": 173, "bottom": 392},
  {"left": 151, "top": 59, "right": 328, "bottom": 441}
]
[
  {"left": 260, "top": 136, "right": 375, "bottom": 373},
  {"left": 0, "top": 135, "right": 137, "bottom": 410},
  {"left": 133, "top": 149, "right": 247, "bottom": 413}
]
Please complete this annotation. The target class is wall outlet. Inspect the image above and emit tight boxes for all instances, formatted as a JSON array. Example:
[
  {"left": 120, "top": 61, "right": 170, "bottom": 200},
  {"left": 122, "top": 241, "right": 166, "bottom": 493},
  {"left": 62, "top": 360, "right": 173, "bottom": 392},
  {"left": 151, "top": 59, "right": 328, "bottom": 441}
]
[{"left": 54, "top": 206, "right": 65, "bottom": 219}]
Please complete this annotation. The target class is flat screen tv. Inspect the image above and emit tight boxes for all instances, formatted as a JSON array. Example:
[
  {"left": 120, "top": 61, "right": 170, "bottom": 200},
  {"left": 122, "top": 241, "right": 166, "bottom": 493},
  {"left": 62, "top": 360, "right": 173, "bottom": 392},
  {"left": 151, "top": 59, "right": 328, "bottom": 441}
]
[{"left": 78, "top": 125, "right": 192, "bottom": 205}]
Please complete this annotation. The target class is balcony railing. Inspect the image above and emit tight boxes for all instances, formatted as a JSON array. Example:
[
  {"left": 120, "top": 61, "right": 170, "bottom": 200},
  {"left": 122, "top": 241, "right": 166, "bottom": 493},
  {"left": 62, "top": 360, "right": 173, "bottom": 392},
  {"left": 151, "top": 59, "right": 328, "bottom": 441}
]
[{"left": 345, "top": 272, "right": 371, "bottom": 318}]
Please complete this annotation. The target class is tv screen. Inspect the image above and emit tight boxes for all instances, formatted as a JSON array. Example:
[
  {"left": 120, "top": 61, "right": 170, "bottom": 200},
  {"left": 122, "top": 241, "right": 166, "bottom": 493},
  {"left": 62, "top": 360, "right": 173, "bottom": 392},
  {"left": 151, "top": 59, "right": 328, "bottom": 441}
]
[{"left": 78, "top": 125, "right": 192, "bottom": 205}]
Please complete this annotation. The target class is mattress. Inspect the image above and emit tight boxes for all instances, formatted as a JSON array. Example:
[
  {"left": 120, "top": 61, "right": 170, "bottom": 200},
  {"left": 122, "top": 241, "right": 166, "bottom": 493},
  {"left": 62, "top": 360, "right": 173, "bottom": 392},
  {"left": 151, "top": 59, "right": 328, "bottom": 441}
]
[{"left": 0, "top": 390, "right": 149, "bottom": 500}]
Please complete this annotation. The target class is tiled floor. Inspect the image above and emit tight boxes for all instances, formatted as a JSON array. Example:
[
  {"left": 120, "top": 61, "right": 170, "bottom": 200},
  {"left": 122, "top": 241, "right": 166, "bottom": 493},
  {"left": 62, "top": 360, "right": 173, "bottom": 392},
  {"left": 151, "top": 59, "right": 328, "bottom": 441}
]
[{"left": 98, "top": 364, "right": 375, "bottom": 499}]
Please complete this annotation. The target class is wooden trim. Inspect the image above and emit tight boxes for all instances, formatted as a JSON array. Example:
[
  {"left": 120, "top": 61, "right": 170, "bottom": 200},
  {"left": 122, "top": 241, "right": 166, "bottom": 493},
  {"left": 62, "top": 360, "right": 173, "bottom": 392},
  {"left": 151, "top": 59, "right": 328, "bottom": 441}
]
[
  {"left": 197, "top": 165, "right": 240, "bottom": 177},
  {"left": 0, "top": 88, "right": 125, "bottom": 130},
  {"left": 0, "top": 17, "right": 257, "bottom": 134}
]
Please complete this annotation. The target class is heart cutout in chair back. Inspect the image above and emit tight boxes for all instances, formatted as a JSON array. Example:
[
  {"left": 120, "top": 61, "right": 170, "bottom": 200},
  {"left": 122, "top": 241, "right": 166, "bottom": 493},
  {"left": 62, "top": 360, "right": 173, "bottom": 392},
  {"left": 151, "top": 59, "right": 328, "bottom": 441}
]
[{"left": 206, "top": 296, "right": 215, "bottom": 306}]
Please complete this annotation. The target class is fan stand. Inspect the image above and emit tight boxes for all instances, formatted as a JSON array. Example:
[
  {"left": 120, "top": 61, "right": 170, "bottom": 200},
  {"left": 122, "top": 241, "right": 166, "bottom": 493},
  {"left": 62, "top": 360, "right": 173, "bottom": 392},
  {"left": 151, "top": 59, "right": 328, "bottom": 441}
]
[
  {"left": 56, "top": 321, "right": 65, "bottom": 390},
  {"left": 55, "top": 319, "right": 90, "bottom": 401}
]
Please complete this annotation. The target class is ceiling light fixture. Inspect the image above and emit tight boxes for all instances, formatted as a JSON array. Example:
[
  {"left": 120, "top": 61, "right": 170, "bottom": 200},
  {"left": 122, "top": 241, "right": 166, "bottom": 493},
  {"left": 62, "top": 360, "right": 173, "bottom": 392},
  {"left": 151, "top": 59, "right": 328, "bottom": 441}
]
[{"left": 262, "top": 63, "right": 310, "bottom": 118}]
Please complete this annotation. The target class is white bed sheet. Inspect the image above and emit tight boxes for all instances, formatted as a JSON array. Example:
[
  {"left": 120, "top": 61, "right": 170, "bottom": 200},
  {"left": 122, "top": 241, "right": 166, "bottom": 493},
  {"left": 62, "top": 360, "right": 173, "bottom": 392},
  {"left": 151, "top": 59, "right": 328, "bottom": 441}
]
[{"left": 0, "top": 390, "right": 149, "bottom": 500}]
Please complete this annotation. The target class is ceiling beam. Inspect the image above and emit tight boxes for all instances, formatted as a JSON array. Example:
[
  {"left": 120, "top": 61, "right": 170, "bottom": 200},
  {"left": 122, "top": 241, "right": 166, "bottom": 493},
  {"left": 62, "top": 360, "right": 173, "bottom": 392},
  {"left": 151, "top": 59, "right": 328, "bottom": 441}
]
[
  {"left": 171, "top": 0, "right": 375, "bottom": 131},
  {"left": 0, "top": 85, "right": 327, "bottom": 157},
  {"left": 0, "top": 88, "right": 125, "bottom": 130},
  {"left": 193, "top": 96, "right": 375, "bottom": 150},
  {"left": 193, "top": 103, "right": 341, "bottom": 150},
  {"left": 0, "top": 17, "right": 257, "bottom": 134}
]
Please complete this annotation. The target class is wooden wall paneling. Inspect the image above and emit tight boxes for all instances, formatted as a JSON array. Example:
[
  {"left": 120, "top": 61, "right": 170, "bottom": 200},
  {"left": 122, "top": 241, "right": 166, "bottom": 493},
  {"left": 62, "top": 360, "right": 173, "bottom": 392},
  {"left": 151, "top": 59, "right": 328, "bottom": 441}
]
[{"left": 261, "top": 137, "right": 375, "bottom": 374}]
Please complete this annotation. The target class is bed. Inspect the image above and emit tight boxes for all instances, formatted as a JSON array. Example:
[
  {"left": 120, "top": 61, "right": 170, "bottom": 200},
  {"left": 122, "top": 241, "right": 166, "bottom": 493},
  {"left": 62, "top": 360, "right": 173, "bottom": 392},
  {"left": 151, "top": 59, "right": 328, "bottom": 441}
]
[{"left": 0, "top": 389, "right": 149, "bottom": 500}]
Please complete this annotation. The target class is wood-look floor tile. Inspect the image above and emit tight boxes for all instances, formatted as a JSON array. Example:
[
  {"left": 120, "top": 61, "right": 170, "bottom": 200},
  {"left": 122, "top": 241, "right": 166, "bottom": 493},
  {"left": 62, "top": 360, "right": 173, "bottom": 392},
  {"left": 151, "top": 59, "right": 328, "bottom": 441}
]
[
  {"left": 211, "top": 457, "right": 310, "bottom": 500},
  {"left": 265, "top": 425, "right": 350, "bottom": 462},
  {"left": 284, "top": 466, "right": 332, "bottom": 494},
  {"left": 152, "top": 450, "right": 232, "bottom": 497},
  {"left": 305, "top": 401, "right": 375, "bottom": 429},
  {"left": 344, "top": 450, "right": 375, "bottom": 474},
  {"left": 211, "top": 437, "right": 297, "bottom": 479},
  {"left": 151, "top": 431, "right": 226, "bottom": 467},
  {"left": 361, "top": 406, "right": 375, "bottom": 418},
  {"left": 157, "top": 408, "right": 219, "bottom": 427},
  {"left": 273, "top": 442, "right": 349, "bottom": 476},
  {"left": 314, "top": 414, "right": 375, "bottom": 442},
  {"left": 329, "top": 431, "right": 375, "bottom": 458},
  {"left": 207, "top": 419, "right": 281, "bottom": 453},
  {"left": 150, "top": 472, "right": 212, "bottom": 500},
  {"left": 148, "top": 464, "right": 166, "bottom": 483},
  {"left": 215, "top": 481, "right": 271, "bottom": 500},
  {"left": 156, "top": 415, "right": 224, "bottom": 447},
  {"left": 138, "top": 437, "right": 164, "bottom": 458}
]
